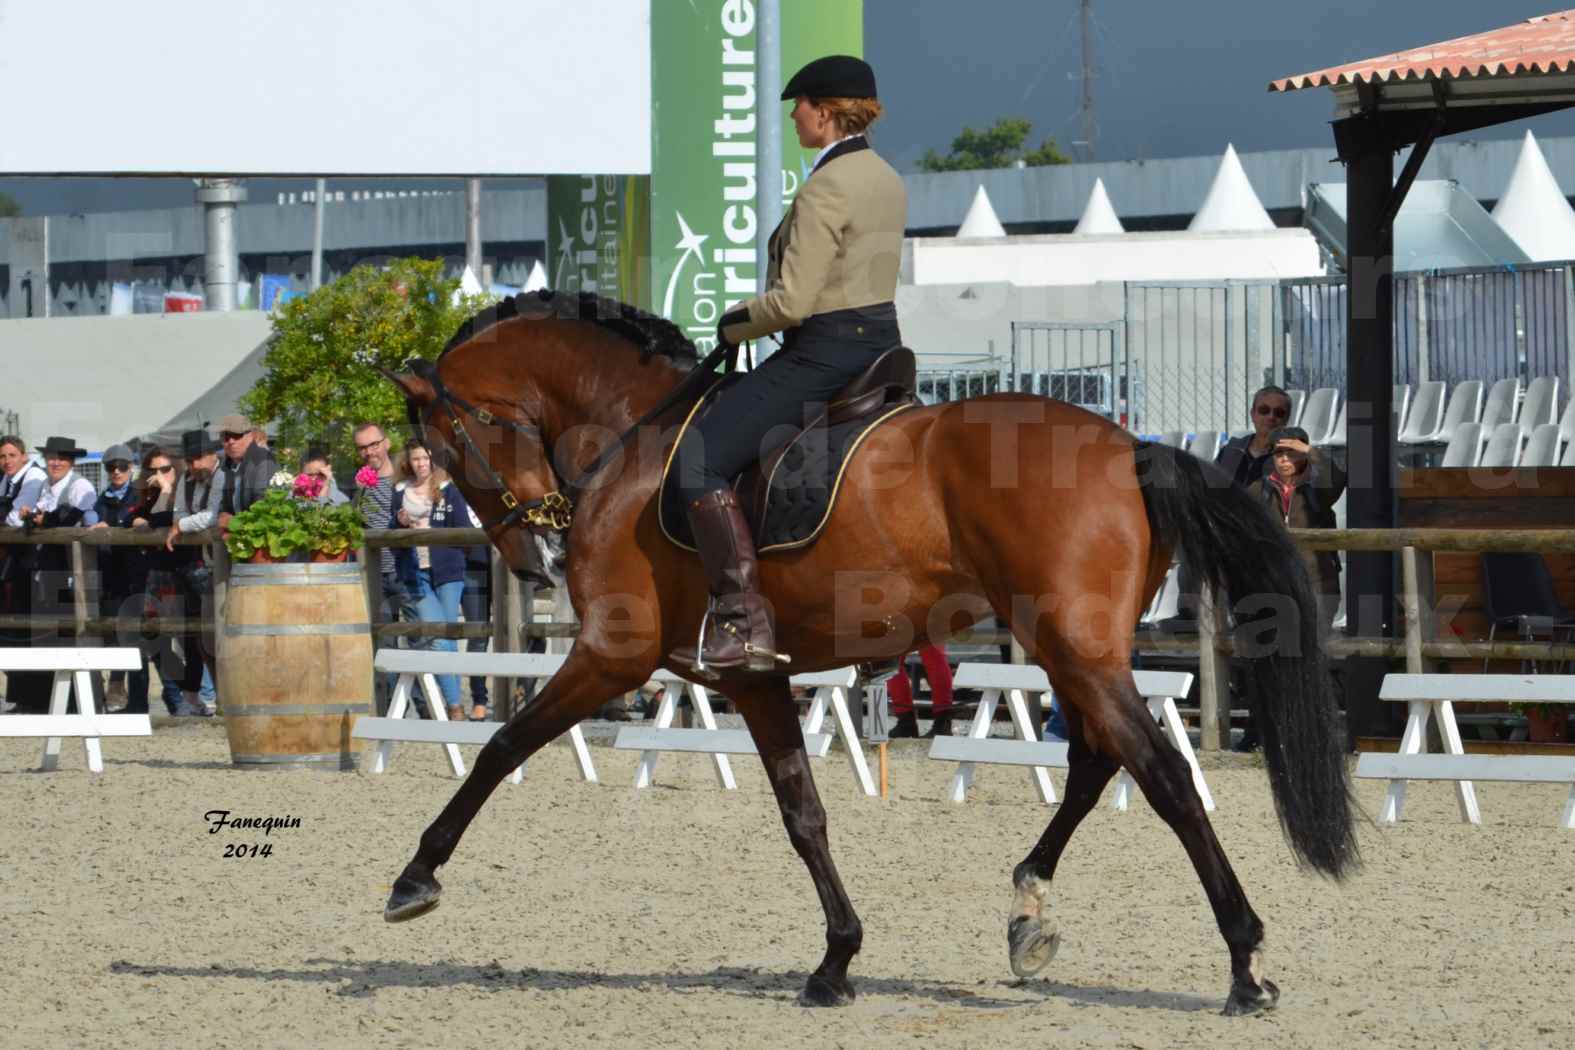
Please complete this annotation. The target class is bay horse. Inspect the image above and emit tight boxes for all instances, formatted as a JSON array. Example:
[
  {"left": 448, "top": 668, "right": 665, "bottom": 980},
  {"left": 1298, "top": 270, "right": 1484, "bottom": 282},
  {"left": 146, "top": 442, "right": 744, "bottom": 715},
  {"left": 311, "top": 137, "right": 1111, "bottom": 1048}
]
[{"left": 380, "top": 290, "right": 1356, "bottom": 1014}]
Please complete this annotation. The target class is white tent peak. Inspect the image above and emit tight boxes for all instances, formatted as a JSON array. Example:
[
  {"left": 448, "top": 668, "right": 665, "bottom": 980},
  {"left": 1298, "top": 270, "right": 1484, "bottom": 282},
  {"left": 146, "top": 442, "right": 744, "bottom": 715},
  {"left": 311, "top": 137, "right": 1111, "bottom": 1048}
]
[
  {"left": 1073, "top": 178, "right": 1124, "bottom": 234},
  {"left": 1492, "top": 129, "right": 1575, "bottom": 262},
  {"left": 522, "top": 259, "right": 548, "bottom": 293},
  {"left": 956, "top": 185, "right": 1007, "bottom": 237},
  {"left": 1189, "top": 143, "right": 1275, "bottom": 232}
]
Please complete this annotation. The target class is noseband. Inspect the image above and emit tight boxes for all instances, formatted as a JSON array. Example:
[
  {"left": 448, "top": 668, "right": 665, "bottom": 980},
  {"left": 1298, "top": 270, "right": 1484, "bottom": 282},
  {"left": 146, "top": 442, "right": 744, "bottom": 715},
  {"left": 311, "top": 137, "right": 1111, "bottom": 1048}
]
[{"left": 409, "top": 340, "right": 736, "bottom": 536}]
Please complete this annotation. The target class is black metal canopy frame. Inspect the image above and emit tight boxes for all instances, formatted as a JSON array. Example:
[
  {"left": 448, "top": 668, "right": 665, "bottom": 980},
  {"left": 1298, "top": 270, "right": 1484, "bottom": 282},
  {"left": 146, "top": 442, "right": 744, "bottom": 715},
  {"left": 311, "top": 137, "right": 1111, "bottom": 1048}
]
[{"left": 1323, "top": 80, "right": 1575, "bottom": 737}]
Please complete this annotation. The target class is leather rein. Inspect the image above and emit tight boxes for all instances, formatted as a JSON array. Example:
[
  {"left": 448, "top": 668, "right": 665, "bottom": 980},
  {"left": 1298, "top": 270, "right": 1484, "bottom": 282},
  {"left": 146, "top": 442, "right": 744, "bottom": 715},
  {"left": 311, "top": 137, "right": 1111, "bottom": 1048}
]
[{"left": 411, "top": 341, "right": 735, "bottom": 536}]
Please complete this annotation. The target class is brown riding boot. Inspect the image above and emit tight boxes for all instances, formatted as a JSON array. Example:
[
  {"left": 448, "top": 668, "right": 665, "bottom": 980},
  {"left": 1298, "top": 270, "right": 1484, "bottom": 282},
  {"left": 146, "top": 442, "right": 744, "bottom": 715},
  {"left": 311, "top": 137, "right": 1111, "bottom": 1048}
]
[{"left": 669, "top": 489, "right": 788, "bottom": 675}]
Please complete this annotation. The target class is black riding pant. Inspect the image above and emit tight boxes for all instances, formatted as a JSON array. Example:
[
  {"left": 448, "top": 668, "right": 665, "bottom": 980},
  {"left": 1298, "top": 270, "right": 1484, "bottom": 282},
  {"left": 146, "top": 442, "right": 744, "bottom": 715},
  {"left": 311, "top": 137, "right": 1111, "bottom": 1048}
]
[{"left": 673, "top": 305, "right": 901, "bottom": 504}]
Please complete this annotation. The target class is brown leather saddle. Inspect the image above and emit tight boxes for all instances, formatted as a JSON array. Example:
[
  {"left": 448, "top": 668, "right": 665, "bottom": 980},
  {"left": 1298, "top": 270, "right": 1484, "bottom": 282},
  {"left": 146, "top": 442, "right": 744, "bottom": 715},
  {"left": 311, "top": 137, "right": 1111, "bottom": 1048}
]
[{"left": 659, "top": 347, "right": 920, "bottom": 553}]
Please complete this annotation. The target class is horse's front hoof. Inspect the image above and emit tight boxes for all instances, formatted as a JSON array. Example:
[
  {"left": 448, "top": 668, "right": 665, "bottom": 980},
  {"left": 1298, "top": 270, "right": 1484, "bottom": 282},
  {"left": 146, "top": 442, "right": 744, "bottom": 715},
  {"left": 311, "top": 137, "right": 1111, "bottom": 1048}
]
[
  {"left": 1222, "top": 977, "right": 1279, "bottom": 1016},
  {"left": 799, "top": 973, "right": 856, "bottom": 1007},
  {"left": 384, "top": 867, "right": 443, "bottom": 923},
  {"left": 1007, "top": 915, "right": 1061, "bottom": 978}
]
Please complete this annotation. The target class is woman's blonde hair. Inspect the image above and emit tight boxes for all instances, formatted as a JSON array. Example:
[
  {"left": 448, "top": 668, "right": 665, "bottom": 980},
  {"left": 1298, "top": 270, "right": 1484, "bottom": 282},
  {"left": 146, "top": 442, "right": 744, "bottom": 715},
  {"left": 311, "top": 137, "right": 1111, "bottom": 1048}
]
[
  {"left": 812, "top": 97, "right": 884, "bottom": 136},
  {"left": 398, "top": 439, "right": 450, "bottom": 505}
]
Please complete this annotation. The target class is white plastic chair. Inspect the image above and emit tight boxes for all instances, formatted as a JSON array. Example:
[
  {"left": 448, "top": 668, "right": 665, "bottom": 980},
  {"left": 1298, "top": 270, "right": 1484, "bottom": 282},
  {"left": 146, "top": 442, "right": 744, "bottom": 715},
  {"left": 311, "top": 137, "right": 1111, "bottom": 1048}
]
[
  {"left": 1479, "top": 423, "right": 1526, "bottom": 468},
  {"left": 1159, "top": 431, "right": 1190, "bottom": 450},
  {"left": 1393, "top": 383, "right": 1413, "bottom": 438},
  {"left": 1188, "top": 431, "right": 1224, "bottom": 462},
  {"left": 1518, "top": 377, "right": 1560, "bottom": 436},
  {"left": 1326, "top": 400, "right": 1347, "bottom": 448},
  {"left": 1521, "top": 423, "right": 1563, "bottom": 467},
  {"left": 1300, "top": 388, "right": 1340, "bottom": 445},
  {"left": 1141, "top": 563, "right": 1180, "bottom": 624},
  {"left": 1286, "top": 389, "right": 1307, "bottom": 426},
  {"left": 1480, "top": 377, "right": 1521, "bottom": 431},
  {"left": 1440, "top": 422, "right": 1485, "bottom": 467},
  {"left": 1558, "top": 394, "right": 1575, "bottom": 447},
  {"left": 1396, "top": 380, "right": 1449, "bottom": 445},
  {"left": 1430, "top": 380, "right": 1485, "bottom": 448}
]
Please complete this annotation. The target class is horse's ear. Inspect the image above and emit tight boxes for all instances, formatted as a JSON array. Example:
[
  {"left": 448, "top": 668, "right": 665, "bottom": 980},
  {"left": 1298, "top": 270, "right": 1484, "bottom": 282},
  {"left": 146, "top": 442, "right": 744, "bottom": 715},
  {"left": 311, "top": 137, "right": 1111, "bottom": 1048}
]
[{"left": 381, "top": 368, "right": 435, "bottom": 406}]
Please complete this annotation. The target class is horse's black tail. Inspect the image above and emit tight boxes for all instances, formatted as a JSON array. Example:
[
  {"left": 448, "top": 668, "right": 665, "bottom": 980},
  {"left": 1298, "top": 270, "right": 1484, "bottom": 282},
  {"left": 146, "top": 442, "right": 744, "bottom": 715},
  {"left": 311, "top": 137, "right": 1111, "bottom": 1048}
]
[{"left": 1135, "top": 440, "right": 1358, "bottom": 879}]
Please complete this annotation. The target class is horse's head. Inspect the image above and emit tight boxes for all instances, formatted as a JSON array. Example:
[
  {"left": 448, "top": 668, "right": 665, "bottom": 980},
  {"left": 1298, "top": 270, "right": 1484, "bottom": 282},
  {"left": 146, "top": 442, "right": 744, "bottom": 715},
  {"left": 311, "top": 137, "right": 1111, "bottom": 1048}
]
[{"left": 383, "top": 358, "right": 556, "bottom": 588}]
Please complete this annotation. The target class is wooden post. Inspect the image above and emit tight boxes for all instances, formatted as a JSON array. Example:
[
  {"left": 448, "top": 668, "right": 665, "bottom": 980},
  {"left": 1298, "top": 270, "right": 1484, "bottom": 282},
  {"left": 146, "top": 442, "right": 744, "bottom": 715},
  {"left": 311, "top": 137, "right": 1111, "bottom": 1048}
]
[
  {"left": 878, "top": 741, "right": 888, "bottom": 800},
  {"left": 499, "top": 567, "right": 527, "bottom": 720},
  {"left": 488, "top": 550, "right": 510, "bottom": 720},
  {"left": 1197, "top": 583, "right": 1230, "bottom": 751},
  {"left": 1401, "top": 545, "right": 1436, "bottom": 677},
  {"left": 69, "top": 540, "right": 91, "bottom": 640},
  {"left": 359, "top": 540, "right": 380, "bottom": 631},
  {"left": 212, "top": 541, "right": 231, "bottom": 667}
]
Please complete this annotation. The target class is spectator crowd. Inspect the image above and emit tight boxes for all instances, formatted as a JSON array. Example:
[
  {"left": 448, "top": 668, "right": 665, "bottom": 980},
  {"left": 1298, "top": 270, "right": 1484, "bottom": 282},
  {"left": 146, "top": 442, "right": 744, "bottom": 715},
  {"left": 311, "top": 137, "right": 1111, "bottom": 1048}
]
[{"left": 0, "top": 417, "right": 495, "bottom": 719}]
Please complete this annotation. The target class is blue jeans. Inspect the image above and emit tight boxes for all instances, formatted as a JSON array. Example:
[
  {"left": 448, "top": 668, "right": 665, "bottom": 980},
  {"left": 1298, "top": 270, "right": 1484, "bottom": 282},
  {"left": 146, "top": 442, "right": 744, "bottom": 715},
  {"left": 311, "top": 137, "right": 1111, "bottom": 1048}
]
[
  {"left": 161, "top": 664, "right": 213, "bottom": 714},
  {"left": 413, "top": 569, "right": 465, "bottom": 709}
]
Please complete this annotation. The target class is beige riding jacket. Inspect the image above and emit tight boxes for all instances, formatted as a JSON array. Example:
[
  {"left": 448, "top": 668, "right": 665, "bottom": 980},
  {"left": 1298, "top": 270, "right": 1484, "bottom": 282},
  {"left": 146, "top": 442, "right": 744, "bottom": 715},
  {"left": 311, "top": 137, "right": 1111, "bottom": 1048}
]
[{"left": 723, "top": 138, "right": 907, "bottom": 344}]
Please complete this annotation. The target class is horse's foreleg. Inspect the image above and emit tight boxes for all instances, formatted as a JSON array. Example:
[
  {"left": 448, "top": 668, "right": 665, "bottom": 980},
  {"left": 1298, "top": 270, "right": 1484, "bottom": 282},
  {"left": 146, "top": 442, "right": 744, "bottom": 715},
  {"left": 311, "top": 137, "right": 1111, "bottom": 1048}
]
[
  {"left": 384, "top": 657, "right": 644, "bottom": 922},
  {"left": 1007, "top": 705, "right": 1118, "bottom": 978},
  {"left": 730, "top": 677, "right": 862, "bottom": 1007}
]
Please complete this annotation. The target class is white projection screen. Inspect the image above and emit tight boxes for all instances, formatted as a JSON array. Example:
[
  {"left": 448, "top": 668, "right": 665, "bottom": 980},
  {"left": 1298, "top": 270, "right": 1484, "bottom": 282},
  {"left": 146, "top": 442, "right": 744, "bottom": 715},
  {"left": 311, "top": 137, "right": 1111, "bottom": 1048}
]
[{"left": 0, "top": 0, "right": 650, "bottom": 176}]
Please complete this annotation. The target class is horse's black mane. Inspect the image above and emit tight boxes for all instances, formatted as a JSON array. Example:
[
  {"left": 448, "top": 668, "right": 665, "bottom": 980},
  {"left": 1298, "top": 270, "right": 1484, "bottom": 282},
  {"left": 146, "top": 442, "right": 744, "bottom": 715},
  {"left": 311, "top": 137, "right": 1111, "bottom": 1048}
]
[{"left": 441, "top": 289, "right": 699, "bottom": 367}]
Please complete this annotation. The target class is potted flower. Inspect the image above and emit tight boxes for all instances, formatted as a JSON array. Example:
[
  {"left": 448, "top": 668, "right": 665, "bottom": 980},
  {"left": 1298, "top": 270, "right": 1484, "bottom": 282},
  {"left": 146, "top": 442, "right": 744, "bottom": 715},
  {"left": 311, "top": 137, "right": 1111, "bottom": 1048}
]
[
  {"left": 225, "top": 471, "right": 364, "bottom": 563},
  {"left": 1514, "top": 701, "right": 1569, "bottom": 744}
]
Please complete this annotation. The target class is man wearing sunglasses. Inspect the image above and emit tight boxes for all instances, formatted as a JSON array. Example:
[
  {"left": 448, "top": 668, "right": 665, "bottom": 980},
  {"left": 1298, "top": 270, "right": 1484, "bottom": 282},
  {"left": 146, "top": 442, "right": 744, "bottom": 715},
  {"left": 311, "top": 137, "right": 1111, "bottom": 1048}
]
[
  {"left": 1217, "top": 385, "right": 1296, "bottom": 490},
  {"left": 213, "top": 414, "right": 278, "bottom": 528}
]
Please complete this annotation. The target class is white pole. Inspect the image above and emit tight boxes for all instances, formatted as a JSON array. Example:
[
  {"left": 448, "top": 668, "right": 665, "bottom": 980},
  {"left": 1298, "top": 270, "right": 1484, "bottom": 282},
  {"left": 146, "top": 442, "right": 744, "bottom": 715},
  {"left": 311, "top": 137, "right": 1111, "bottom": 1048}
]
[
  {"left": 756, "top": 0, "right": 782, "bottom": 302},
  {"left": 310, "top": 177, "right": 326, "bottom": 291},
  {"left": 466, "top": 178, "right": 483, "bottom": 281}
]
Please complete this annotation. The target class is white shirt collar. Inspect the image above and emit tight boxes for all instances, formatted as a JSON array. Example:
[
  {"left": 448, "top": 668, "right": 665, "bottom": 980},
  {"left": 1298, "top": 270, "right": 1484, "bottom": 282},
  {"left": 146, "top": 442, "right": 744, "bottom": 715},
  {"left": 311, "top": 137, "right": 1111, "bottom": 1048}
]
[{"left": 811, "top": 134, "right": 861, "bottom": 174}]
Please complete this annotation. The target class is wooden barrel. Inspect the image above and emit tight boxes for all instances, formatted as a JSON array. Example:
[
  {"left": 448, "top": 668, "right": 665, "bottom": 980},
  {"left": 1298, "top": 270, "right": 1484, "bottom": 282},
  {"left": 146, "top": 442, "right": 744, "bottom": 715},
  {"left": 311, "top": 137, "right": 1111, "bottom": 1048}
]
[{"left": 218, "top": 562, "right": 373, "bottom": 770}]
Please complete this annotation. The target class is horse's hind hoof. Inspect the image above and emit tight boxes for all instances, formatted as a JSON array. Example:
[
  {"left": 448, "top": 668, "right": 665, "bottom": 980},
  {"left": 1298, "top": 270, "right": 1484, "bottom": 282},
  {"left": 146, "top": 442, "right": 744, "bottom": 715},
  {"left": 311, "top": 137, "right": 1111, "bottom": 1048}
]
[
  {"left": 799, "top": 973, "right": 856, "bottom": 1007},
  {"left": 1007, "top": 915, "right": 1061, "bottom": 978},
  {"left": 384, "top": 868, "right": 443, "bottom": 923},
  {"left": 1222, "top": 977, "right": 1280, "bottom": 1016}
]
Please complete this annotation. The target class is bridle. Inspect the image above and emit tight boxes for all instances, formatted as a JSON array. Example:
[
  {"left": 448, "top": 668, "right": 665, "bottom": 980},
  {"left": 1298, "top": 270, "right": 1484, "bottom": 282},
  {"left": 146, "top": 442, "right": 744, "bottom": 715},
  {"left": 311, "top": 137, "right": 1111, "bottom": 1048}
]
[{"left": 406, "top": 341, "right": 735, "bottom": 536}]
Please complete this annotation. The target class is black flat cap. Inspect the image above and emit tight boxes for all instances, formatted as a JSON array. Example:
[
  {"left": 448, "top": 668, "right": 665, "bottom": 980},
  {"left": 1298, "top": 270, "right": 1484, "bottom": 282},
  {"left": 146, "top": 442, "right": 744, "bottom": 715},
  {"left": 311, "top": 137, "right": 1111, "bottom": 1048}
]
[{"left": 781, "top": 55, "right": 876, "bottom": 101}]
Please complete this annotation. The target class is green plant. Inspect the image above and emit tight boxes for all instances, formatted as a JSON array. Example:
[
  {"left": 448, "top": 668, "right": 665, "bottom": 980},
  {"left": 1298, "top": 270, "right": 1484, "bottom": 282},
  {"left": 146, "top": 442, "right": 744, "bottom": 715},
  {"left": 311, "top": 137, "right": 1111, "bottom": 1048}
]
[
  {"left": 918, "top": 117, "right": 1072, "bottom": 173},
  {"left": 223, "top": 475, "right": 366, "bottom": 561},
  {"left": 224, "top": 489, "right": 312, "bottom": 561},
  {"left": 305, "top": 501, "right": 364, "bottom": 557},
  {"left": 239, "top": 257, "right": 493, "bottom": 467}
]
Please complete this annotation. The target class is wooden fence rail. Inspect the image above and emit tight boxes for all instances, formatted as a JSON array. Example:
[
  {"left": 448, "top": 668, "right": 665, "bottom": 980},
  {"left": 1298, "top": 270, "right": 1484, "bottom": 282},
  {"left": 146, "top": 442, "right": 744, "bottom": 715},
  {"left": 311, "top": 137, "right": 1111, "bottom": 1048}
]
[{"left": 4, "top": 526, "right": 1573, "bottom": 741}]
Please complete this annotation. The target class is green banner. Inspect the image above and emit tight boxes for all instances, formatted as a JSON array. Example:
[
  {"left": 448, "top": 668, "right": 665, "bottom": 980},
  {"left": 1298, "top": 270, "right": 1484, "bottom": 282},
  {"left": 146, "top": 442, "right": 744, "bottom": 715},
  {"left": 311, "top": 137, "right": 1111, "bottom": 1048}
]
[
  {"left": 650, "top": 0, "right": 864, "bottom": 351},
  {"left": 544, "top": 174, "right": 650, "bottom": 308}
]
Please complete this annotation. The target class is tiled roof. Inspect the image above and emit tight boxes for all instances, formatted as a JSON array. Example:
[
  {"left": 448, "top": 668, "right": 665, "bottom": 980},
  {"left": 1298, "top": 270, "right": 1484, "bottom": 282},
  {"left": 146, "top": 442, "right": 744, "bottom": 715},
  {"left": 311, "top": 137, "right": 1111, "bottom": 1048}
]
[{"left": 1271, "top": 10, "right": 1575, "bottom": 91}]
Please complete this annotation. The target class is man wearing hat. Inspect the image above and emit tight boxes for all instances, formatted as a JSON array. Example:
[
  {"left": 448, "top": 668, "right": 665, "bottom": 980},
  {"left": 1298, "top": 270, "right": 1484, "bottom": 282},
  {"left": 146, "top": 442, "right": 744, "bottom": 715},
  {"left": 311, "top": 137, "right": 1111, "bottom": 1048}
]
[
  {"left": 22, "top": 436, "right": 99, "bottom": 529},
  {"left": 670, "top": 54, "right": 906, "bottom": 674},
  {"left": 214, "top": 413, "right": 278, "bottom": 526},
  {"left": 91, "top": 444, "right": 151, "bottom": 713},
  {"left": 165, "top": 428, "right": 224, "bottom": 714}
]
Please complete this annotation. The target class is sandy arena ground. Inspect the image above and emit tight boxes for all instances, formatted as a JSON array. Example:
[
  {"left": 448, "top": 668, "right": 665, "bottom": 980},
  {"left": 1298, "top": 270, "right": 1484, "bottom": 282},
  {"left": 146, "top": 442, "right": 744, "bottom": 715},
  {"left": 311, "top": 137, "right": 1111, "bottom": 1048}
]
[{"left": 2, "top": 718, "right": 1572, "bottom": 1050}]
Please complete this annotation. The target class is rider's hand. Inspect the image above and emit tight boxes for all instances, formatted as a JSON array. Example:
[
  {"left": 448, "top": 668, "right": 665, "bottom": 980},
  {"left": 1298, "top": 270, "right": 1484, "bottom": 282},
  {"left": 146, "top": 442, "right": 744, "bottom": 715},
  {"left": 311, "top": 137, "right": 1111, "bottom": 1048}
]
[{"left": 716, "top": 306, "right": 750, "bottom": 352}]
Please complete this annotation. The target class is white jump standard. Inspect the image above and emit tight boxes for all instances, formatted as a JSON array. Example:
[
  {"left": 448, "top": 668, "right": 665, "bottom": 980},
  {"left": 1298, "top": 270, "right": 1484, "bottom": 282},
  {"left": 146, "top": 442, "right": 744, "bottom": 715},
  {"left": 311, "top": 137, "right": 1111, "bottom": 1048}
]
[
  {"left": 1358, "top": 674, "right": 1575, "bottom": 828},
  {"left": 931, "top": 663, "right": 1211, "bottom": 810},
  {"left": 353, "top": 651, "right": 597, "bottom": 784},
  {"left": 0, "top": 648, "right": 149, "bottom": 773},
  {"left": 615, "top": 666, "right": 875, "bottom": 796}
]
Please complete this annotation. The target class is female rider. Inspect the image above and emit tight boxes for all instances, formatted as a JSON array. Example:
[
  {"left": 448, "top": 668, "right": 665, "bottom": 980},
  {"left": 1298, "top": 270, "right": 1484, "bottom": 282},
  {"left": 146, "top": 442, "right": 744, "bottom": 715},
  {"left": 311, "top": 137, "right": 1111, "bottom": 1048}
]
[{"left": 670, "top": 55, "right": 906, "bottom": 675}]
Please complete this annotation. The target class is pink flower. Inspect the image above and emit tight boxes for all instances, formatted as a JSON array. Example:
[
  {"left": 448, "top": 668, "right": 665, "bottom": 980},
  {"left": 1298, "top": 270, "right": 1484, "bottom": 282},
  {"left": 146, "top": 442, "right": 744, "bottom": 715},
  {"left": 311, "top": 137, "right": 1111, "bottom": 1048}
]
[
  {"left": 355, "top": 466, "right": 381, "bottom": 488},
  {"left": 292, "top": 473, "right": 324, "bottom": 500}
]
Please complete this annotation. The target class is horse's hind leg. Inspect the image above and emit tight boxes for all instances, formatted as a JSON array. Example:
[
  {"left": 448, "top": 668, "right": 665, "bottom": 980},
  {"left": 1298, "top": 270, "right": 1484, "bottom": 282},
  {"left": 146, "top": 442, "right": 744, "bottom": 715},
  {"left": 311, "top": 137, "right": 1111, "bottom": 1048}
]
[
  {"left": 384, "top": 654, "right": 645, "bottom": 922},
  {"left": 1049, "top": 661, "right": 1276, "bottom": 1016},
  {"left": 726, "top": 676, "right": 862, "bottom": 1007},
  {"left": 1006, "top": 703, "right": 1118, "bottom": 978}
]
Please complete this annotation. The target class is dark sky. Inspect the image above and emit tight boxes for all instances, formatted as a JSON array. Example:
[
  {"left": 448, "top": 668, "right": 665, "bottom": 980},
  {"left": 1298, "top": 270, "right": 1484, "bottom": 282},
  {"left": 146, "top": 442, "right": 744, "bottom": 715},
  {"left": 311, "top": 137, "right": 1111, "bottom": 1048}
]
[{"left": 3, "top": 1, "right": 1571, "bottom": 215}]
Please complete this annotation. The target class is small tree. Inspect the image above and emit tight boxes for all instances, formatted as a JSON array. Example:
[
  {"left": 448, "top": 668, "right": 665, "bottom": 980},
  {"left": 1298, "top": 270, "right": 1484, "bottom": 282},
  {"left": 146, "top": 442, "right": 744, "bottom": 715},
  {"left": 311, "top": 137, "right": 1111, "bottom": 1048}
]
[
  {"left": 240, "top": 258, "right": 491, "bottom": 468},
  {"left": 918, "top": 117, "right": 1072, "bottom": 172},
  {"left": 0, "top": 191, "right": 21, "bottom": 218}
]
